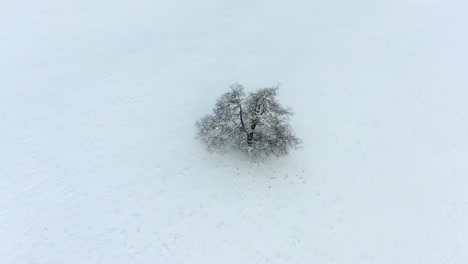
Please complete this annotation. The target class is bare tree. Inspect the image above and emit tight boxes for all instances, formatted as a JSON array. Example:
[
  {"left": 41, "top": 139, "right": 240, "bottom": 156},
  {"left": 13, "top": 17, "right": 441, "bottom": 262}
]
[{"left": 196, "top": 84, "right": 301, "bottom": 159}]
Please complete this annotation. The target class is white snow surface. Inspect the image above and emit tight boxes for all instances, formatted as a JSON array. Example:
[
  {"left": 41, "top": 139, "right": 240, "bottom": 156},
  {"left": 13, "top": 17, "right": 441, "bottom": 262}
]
[{"left": 1, "top": 0, "right": 468, "bottom": 263}]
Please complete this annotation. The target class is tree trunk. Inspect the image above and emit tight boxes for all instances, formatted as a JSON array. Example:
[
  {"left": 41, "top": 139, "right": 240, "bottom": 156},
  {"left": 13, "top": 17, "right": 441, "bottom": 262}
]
[
  {"left": 247, "top": 132, "right": 254, "bottom": 145},
  {"left": 247, "top": 120, "right": 258, "bottom": 146},
  {"left": 245, "top": 100, "right": 264, "bottom": 146},
  {"left": 239, "top": 105, "right": 245, "bottom": 130}
]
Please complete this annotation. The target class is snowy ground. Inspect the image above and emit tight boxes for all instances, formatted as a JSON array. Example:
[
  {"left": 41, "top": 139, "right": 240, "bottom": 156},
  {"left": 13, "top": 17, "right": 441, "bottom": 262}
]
[{"left": 1, "top": 0, "right": 468, "bottom": 263}]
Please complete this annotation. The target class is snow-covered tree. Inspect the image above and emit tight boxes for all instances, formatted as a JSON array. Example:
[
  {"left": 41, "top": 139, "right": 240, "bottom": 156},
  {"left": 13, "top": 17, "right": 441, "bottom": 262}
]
[{"left": 196, "top": 84, "right": 301, "bottom": 159}]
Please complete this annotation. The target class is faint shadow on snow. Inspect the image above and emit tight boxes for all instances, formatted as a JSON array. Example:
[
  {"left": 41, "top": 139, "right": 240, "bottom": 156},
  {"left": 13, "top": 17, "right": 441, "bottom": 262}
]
[{"left": 192, "top": 142, "right": 309, "bottom": 185}]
